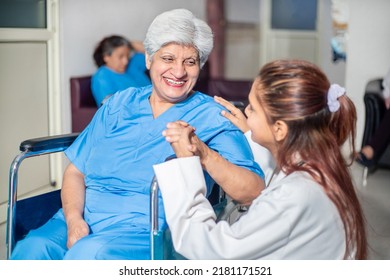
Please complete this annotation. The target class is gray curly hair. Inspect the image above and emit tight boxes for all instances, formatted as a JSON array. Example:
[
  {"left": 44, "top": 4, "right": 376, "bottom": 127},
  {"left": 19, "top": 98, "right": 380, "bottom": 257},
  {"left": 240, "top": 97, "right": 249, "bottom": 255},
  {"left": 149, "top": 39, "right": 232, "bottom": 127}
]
[{"left": 143, "top": 9, "right": 214, "bottom": 68}]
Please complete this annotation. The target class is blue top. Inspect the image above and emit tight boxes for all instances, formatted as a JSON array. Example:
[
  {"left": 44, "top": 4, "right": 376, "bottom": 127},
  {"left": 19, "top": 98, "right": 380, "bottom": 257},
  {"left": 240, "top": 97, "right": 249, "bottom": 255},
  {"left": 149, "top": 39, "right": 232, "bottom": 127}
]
[
  {"left": 125, "top": 52, "right": 151, "bottom": 86},
  {"left": 65, "top": 85, "right": 264, "bottom": 230},
  {"left": 91, "top": 52, "right": 151, "bottom": 106}
]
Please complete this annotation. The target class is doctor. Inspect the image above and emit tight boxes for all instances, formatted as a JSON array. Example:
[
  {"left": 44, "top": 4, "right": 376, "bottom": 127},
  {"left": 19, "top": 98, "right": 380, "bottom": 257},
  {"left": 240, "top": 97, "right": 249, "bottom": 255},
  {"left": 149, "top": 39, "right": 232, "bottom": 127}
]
[{"left": 154, "top": 59, "right": 367, "bottom": 259}]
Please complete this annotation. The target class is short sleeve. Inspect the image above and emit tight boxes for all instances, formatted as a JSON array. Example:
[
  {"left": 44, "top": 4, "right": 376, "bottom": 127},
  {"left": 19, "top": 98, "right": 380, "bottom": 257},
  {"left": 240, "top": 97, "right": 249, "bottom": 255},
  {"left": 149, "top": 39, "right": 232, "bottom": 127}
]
[{"left": 64, "top": 103, "right": 110, "bottom": 174}]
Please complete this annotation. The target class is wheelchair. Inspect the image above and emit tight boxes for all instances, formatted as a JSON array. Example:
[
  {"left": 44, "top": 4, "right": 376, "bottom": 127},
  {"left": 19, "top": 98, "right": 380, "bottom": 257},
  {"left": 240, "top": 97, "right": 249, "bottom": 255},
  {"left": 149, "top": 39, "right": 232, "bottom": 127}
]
[{"left": 6, "top": 133, "right": 239, "bottom": 260}]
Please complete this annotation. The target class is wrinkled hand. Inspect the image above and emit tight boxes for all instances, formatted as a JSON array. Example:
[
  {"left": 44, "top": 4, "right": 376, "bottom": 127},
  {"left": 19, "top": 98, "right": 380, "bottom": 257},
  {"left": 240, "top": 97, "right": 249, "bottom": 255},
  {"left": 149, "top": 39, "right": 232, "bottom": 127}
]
[
  {"left": 214, "top": 96, "right": 250, "bottom": 133},
  {"left": 162, "top": 121, "right": 196, "bottom": 158},
  {"left": 66, "top": 217, "right": 89, "bottom": 249},
  {"left": 163, "top": 121, "right": 210, "bottom": 163}
]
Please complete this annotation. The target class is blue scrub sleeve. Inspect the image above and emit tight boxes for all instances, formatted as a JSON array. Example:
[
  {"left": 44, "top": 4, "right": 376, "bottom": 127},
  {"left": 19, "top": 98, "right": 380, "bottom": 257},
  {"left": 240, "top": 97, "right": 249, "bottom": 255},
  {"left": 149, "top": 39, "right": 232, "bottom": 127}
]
[
  {"left": 207, "top": 129, "right": 264, "bottom": 179},
  {"left": 64, "top": 104, "right": 110, "bottom": 174}
]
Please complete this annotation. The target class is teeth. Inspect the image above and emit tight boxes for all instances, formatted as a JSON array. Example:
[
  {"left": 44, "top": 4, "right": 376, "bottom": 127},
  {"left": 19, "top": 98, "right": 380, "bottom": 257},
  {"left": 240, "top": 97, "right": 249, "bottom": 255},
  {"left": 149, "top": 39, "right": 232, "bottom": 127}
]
[{"left": 166, "top": 78, "right": 185, "bottom": 85}]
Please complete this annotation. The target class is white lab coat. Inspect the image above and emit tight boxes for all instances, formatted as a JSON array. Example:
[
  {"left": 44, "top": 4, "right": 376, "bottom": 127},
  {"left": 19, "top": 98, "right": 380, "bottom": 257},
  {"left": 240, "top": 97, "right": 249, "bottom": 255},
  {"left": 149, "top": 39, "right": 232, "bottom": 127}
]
[{"left": 153, "top": 132, "right": 347, "bottom": 259}]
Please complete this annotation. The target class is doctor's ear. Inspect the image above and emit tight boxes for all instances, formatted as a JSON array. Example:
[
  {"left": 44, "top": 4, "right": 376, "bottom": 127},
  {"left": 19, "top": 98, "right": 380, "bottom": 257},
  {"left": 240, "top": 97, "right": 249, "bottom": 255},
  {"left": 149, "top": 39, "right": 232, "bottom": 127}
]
[{"left": 272, "top": 120, "right": 288, "bottom": 142}]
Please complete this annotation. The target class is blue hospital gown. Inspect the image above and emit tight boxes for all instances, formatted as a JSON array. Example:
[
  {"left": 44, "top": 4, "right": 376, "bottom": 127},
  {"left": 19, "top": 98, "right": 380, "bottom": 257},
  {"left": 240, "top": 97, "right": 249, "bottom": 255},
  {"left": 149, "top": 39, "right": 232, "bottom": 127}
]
[{"left": 11, "top": 85, "right": 263, "bottom": 260}]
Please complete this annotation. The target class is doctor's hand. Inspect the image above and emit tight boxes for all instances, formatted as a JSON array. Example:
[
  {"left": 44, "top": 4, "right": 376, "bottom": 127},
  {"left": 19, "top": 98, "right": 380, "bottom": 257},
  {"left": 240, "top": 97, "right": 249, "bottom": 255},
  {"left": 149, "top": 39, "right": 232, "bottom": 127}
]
[{"left": 214, "top": 96, "right": 250, "bottom": 133}]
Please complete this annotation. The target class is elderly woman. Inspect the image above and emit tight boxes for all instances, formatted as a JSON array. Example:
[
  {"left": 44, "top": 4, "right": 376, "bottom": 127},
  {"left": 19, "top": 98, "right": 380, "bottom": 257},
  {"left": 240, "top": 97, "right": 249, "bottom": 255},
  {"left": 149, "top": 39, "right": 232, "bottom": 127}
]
[{"left": 11, "top": 9, "right": 264, "bottom": 260}]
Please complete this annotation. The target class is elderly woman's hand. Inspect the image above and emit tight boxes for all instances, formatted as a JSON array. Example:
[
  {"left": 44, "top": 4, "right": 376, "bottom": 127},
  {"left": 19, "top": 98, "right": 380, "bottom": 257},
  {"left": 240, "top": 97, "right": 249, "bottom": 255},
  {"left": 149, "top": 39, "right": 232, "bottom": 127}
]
[
  {"left": 163, "top": 121, "right": 196, "bottom": 158},
  {"left": 66, "top": 217, "right": 89, "bottom": 249},
  {"left": 214, "top": 96, "right": 250, "bottom": 133},
  {"left": 163, "top": 121, "right": 211, "bottom": 165}
]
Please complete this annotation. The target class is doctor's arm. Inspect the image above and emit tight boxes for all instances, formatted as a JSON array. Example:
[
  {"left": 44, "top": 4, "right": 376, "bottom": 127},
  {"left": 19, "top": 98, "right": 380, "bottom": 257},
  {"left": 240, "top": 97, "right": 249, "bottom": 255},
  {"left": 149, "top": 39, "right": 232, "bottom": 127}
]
[{"left": 153, "top": 157, "right": 288, "bottom": 259}]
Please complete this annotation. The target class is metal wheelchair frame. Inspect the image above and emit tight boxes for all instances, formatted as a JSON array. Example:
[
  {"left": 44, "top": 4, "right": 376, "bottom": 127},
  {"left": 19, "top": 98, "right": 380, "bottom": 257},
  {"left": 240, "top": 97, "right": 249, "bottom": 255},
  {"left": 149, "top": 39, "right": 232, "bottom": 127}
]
[{"left": 6, "top": 133, "right": 79, "bottom": 259}]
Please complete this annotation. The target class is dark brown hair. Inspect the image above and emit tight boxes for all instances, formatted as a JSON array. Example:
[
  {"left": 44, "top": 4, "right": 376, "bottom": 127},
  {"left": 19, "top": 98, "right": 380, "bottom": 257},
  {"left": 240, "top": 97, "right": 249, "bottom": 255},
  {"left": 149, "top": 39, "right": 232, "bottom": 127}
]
[
  {"left": 254, "top": 59, "right": 367, "bottom": 259},
  {"left": 93, "top": 35, "right": 133, "bottom": 67}
]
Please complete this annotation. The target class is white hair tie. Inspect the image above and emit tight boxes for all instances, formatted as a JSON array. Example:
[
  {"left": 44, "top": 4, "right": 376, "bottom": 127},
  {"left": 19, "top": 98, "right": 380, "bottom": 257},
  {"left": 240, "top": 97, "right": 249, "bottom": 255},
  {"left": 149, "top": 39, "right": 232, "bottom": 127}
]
[{"left": 327, "top": 84, "right": 346, "bottom": 112}]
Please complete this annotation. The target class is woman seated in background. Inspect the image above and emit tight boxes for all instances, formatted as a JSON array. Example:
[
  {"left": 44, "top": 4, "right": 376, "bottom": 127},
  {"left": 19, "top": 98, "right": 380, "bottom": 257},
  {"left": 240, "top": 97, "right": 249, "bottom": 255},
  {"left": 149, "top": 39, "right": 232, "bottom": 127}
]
[
  {"left": 91, "top": 35, "right": 151, "bottom": 106},
  {"left": 155, "top": 59, "right": 367, "bottom": 259}
]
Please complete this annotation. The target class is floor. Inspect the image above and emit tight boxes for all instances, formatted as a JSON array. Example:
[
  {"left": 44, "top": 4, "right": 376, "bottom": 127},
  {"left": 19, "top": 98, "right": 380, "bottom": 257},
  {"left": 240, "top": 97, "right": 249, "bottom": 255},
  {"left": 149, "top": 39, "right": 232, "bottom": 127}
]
[
  {"left": 351, "top": 164, "right": 390, "bottom": 259},
  {"left": 0, "top": 162, "right": 389, "bottom": 260}
]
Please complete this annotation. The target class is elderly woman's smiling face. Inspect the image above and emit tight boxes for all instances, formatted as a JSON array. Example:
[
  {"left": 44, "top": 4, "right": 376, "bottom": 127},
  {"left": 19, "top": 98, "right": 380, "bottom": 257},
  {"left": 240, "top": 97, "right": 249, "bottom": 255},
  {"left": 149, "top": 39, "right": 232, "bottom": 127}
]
[{"left": 146, "top": 43, "right": 200, "bottom": 104}]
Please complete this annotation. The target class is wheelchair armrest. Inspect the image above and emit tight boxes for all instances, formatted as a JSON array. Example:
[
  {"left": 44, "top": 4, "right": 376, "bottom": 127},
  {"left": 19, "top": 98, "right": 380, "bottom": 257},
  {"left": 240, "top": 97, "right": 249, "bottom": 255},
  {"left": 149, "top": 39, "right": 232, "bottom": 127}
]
[
  {"left": 19, "top": 133, "right": 80, "bottom": 152},
  {"left": 7, "top": 132, "right": 80, "bottom": 259}
]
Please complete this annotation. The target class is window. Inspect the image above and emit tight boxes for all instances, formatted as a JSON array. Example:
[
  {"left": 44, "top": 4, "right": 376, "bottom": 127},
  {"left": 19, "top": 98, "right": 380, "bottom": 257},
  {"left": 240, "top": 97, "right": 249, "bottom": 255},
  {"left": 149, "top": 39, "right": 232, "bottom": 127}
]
[
  {"left": 271, "top": 0, "right": 317, "bottom": 30},
  {"left": 0, "top": 0, "right": 46, "bottom": 28}
]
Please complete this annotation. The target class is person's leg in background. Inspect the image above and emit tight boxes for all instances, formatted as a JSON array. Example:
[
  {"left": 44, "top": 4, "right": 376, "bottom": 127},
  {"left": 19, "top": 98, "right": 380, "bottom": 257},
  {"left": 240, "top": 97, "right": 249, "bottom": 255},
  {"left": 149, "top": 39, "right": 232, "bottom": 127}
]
[{"left": 358, "top": 109, "right": 390, "bottom": 166}]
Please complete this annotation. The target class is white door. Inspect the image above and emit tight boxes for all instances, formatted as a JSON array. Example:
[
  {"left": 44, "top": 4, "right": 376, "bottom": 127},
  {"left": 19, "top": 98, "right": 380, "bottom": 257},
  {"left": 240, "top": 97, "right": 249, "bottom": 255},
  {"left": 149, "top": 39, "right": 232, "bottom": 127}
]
[
  {"left": 0, "top": 42, "right": 50, "bottom": 215},
  {"left": 260, "top": 0, "right": 320, "bottom": 65},
  {"left": 0, "top": 0, "right": 61, "bottom": 223}
]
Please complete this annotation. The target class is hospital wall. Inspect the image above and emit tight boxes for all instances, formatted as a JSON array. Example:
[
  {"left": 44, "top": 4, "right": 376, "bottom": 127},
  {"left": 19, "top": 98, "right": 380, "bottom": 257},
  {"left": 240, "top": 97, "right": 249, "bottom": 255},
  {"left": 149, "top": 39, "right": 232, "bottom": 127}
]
[{"left": 345, "top": 0, "right": 390, "bottom": 147}]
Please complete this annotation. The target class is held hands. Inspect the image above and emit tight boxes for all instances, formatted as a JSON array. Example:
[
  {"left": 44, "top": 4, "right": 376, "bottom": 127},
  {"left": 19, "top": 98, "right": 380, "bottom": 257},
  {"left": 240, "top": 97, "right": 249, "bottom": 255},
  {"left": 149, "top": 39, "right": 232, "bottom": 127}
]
[
  {"left": 214, "top": 96, "right": 250, "bottom": 133},
  {"left": 162, "top": 121, "right": 195, "bottom": 157},
  {"left": 162, "top": 121, "right": 209, "bottom": 161}
]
